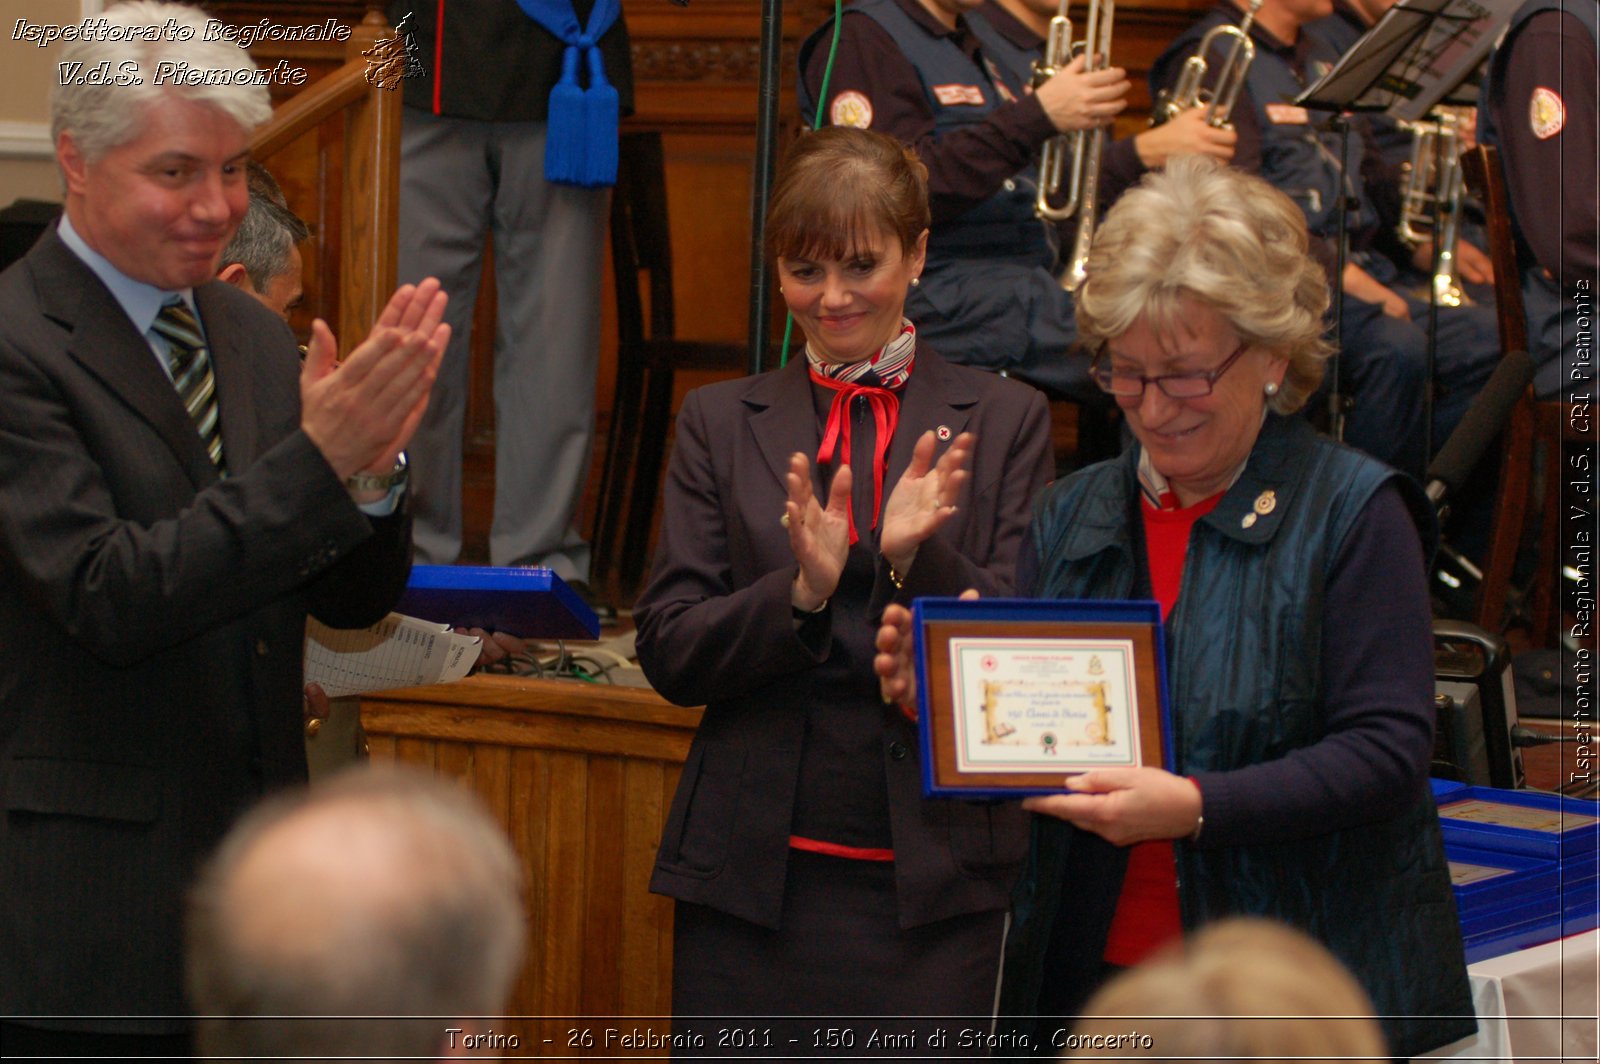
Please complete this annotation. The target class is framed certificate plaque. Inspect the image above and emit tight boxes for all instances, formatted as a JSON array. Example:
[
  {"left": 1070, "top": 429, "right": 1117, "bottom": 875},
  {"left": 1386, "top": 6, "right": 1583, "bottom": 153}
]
[{"left": 913, "top": 598, "right": 1172, "bottom": 798}]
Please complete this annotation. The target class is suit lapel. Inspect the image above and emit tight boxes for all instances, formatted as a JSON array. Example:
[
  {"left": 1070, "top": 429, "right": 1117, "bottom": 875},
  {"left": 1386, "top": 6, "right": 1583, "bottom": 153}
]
[
  {"left": 742, "top": 347, "right": 981, "bottom": 541},
  {"left": 746, "top": 358, "right": 825, "bottom": 494},
  {"left": 884, "top": 345, "right": 977, "bottom": 483},
  {"left": 33, "top": 232, "right": 217, "bottom": 489},
  {"left": 194, "top": 282, "right": 261, "bottom": 473}
]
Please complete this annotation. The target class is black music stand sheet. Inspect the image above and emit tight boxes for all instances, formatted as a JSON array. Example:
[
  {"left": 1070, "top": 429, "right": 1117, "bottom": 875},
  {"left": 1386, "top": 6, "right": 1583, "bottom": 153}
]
[{"left": 1297, "top": 0, "right": 1521, "bottom": 120}]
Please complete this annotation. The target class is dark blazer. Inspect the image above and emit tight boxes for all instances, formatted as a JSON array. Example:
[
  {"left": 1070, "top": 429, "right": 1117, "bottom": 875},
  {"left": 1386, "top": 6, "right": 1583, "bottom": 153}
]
[
  {"left": 636, "top": 345, "right": 1053, "bottom": 930},
  {"left": 0, "top": 229, "right": 412, "bottom": 1032}
]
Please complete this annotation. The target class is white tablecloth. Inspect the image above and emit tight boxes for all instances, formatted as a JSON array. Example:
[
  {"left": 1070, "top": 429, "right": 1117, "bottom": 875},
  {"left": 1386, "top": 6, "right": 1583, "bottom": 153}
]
[{"left": 1424, "top": 930, "right": 1599, "bottom": 1063}]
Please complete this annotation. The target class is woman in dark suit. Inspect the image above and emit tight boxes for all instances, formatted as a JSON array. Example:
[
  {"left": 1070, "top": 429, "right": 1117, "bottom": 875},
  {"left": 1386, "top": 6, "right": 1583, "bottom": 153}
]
[{"left": 634, "top": 126, "right": 1053, "bottom": 1049}]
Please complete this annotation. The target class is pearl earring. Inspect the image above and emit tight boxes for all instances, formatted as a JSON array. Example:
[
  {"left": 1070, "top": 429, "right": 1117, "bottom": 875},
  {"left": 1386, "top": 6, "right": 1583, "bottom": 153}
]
[
  {"left": 1264, "top": 381, "right": 1280, "bottom": 397},
  {"left": 910, "top": 277, "right": 921, "bottom": 287}
]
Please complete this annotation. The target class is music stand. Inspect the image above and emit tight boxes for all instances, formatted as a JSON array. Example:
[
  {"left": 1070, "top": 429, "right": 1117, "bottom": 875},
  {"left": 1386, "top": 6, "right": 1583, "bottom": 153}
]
[
  {"left": 1295, "top": 0, "right": 1519, "bottom": 452},
  {"left": 1300, "top": 0, "right": 1520, "bottom": 120}
]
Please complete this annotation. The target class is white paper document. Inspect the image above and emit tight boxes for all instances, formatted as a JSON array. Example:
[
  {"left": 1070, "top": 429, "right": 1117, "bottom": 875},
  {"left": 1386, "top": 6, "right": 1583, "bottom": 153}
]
[{"left": 304, "top": 613, "right": 479, "bottom": 697}]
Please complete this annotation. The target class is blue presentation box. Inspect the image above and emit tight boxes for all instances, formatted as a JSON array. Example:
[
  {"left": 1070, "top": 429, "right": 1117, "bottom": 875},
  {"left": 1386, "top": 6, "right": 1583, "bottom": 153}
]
[
  {"left": 1436, "top": 786, "right": 1600, "bottom": 865},
  {"left": 1446, "top": 845, "right": 1562, "bottom": 911},
  {"left": 397, "top": 565, "right": 600, "bottom": 641},
  {"left": 1462, "top": 893, "right": 1600, "bottom": 963}
]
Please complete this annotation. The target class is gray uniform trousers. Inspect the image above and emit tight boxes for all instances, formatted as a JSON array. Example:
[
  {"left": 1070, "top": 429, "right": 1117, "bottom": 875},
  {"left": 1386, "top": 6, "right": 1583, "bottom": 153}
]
[{"left": 397, "top": 107, "right": 607, "bottom": 579}]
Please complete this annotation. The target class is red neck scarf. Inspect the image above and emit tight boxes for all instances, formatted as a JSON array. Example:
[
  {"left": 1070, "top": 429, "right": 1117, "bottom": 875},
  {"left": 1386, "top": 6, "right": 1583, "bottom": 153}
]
[{"left": 806, "top": 321, "right": 917, "bottom": 545}]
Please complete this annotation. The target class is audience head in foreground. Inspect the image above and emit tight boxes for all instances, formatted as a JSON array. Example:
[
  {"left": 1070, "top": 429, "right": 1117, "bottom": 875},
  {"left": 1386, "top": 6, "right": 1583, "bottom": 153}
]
[
  {"left": 186, "top": 767, "right": 526, "bottom": 1062},
  {"left": 1065, "top": 918, "right": 1388, "bottom": 1063}
]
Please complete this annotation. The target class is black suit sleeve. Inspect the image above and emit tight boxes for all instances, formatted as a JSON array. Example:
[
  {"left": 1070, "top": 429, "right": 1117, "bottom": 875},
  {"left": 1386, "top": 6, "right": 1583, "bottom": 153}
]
[{"left": 0, "top": 314, "right": 407, "bottom": 667}]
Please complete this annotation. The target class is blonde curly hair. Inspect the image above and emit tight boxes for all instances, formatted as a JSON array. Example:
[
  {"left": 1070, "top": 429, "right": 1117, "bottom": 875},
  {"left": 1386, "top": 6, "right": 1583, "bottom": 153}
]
[{"left": 1076, "top": 155, "right": 1332, "bottom": 414}]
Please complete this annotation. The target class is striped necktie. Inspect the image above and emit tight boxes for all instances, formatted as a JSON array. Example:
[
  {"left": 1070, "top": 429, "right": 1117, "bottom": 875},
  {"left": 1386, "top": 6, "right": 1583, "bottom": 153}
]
[{"left": 151, "top": 298, "right": 225, "bottom": 472}]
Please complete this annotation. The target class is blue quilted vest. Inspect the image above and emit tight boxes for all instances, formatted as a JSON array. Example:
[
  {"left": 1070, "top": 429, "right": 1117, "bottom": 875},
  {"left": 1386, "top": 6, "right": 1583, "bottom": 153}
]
[
  {"left": 1001, "top": 415, "right": 1476, "bottom": 1058},
  {"left": 962, "top": 8, "right": 1035, "bottom": 96}
]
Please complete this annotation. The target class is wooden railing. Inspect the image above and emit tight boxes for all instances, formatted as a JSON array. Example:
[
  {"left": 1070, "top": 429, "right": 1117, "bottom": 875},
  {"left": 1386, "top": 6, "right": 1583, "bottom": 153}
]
[{"left": 248, "top": 10, "right": 400, "bottom": 353}]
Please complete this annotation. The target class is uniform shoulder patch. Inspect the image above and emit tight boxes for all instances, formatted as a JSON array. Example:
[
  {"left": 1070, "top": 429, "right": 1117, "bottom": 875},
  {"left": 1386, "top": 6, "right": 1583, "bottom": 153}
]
[
  {"left": 1265, "top": 102, "right": 1309, "bottom": 125},
  {"left": 830, "top": 90, "right": 874, "bottom": 129},
  {"left": 1530, "top": 86, "right": 1565, "bottom": 140},
  {"left": 931, "top": 83, "right": 986, "bottom": 106}
]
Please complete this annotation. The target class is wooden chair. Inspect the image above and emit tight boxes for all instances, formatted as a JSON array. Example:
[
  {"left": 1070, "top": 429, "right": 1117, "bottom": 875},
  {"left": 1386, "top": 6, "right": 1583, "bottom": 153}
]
[
  {"left": 591, "top": 132, "right": 747, "bottom": 596},
  {"left": 1459, "top": 144, "right": 1582, "bottom": 644},
  {"left": 1457, "top": 144, "right": 1534, "bottom": 634}
]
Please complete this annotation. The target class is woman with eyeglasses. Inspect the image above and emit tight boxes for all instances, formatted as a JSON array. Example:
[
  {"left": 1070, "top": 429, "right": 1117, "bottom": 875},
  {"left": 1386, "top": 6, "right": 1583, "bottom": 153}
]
[{"left": 876, "top": 155, "right": 1474, "bottom": 1058}]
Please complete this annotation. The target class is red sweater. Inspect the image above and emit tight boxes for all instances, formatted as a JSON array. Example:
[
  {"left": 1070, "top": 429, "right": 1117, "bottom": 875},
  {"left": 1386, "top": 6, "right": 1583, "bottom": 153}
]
[{"left": 1102, "top": 489, "right": 1221, "bottom": 967}]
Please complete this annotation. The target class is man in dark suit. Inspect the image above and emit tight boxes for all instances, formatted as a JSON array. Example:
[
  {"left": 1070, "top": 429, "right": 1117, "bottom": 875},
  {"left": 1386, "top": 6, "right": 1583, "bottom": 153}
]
[{"left": 0, "top": 3, "right": 450, "bottom": 1055}]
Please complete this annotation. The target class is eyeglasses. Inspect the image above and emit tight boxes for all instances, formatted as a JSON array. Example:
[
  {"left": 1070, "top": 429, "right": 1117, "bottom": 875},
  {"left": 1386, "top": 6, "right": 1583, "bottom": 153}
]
[{"left": 1091, "top": 342, "right": 1250, "bottom": 399}]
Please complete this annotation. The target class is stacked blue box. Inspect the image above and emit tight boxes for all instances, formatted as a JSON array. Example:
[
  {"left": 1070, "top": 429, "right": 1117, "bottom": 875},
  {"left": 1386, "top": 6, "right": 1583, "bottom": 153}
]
[
  {"left": 397, "top": 565, "right": 600, "bottom": 641},
  {"left": 1436, "top": 787, "right": 1600, "bottom": 962}
]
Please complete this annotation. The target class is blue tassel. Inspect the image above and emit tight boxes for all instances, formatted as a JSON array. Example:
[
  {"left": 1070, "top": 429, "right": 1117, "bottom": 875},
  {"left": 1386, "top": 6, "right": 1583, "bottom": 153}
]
[
  {"left": 544, "top": 46, "right": 585, "bottom": 185},
  {"left": 579, "top": 46, "right": 619, "bottom": 187}
]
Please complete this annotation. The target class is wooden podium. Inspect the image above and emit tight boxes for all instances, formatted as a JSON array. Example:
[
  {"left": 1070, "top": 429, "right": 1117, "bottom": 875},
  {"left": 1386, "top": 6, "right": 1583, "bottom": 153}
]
[{"left": 361, "top": 676, "right": 701, "bottom": 1055}]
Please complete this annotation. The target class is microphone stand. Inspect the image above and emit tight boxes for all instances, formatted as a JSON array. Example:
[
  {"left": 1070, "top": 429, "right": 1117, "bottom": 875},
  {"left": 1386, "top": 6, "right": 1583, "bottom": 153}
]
[
  {"left": 1326, "top": 113, "right": 1351, "bottom": 443},
  {"left": 1422, "top": 110, "right": 1448, "bottom": 464},
  {"left": 746, "top": 0, "right": 783, "bottom": 375}
]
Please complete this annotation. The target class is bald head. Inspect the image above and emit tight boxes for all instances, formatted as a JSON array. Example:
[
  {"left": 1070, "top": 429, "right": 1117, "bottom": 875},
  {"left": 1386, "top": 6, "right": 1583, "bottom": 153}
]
[{"left": 187, "top": 767, "right": 526, "bottom": 1063}]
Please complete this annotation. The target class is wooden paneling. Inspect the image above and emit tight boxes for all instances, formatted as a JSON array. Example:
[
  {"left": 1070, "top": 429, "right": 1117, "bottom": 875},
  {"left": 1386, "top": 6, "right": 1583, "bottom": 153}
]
[{"left": 361, "top": 676, "right": 701, "bottom": 1053}]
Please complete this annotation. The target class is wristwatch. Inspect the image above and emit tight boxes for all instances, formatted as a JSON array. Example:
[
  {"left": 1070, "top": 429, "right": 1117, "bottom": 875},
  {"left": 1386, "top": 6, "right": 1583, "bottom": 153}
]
[{"left": 344, "top": 452, "right": 409, "bottom": 494}]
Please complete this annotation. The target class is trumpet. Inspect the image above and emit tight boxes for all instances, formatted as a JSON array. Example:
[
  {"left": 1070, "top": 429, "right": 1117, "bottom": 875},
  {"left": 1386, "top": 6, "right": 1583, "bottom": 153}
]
[
  {"left": 1032, "top": 0, "right": 1115, "bottom": 292},
  {"left": 1152, "top": 0, "right": 1261, "bottom": 129},
  {"left": 1397, "top": 107, "right": 1470, "bottom": 307}
]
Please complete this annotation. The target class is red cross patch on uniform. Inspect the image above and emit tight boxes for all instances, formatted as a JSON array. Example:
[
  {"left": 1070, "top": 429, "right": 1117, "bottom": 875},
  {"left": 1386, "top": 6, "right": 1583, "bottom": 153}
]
[
  {"left": 932, "top": 83, "right": 986, "bottom": 106},
  {"left": 1530, "top": 87, "right": 1565, "bottom": 140},
  {"left": 830, "top": 90, "right": 874, "bottom": 129}
]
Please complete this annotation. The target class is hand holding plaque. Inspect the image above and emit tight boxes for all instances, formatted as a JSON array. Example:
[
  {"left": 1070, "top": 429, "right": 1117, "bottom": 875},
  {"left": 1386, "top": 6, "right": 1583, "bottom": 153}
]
[
  {"left": 876, "top": 589, "right": 981, "bottom": 716},
  {"left": 1022, "top": 768, "right": 1203, "bottom": 845}
]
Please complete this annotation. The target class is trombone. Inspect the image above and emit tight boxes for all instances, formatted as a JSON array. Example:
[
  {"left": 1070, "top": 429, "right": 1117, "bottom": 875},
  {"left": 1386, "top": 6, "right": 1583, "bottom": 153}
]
[
  {"left": 1032, "top": 0, "right": 1115, "bottom": 292},
  {"left": 1397, "top": 107, "right": 1471, "bottom": 307},
  {"left": 1152, "top": 0, "right": 1261, "bottom": 129}
]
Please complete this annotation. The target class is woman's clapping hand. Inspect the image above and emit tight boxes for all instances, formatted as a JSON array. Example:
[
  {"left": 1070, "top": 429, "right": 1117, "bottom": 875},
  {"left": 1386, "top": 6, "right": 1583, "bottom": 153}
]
[
  {"left": 785, "top": 452, "right": 852, "bottom": 612},
  {"left": 879, "top": 430, "right": 974, "bottom": 575}
]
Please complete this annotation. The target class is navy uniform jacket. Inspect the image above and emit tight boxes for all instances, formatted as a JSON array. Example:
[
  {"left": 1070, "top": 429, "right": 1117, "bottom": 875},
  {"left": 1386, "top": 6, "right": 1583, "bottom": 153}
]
[
  {"left": 0, "top": 228, "right": 412, "bottom": 1031},
  {"left": 1479, "top": 0, "right": 1599, "bottom": 400},
  {"left": 796, "top": 0, "right": 1106, "bottom": 395},
  {"left": 1152, "top": 2, "right": 1405, "bottom": 279}
]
